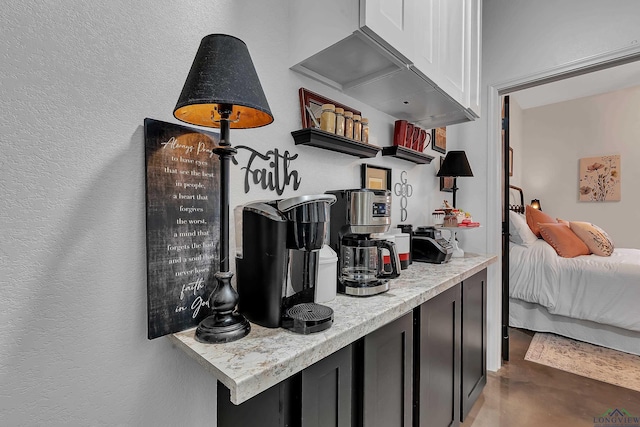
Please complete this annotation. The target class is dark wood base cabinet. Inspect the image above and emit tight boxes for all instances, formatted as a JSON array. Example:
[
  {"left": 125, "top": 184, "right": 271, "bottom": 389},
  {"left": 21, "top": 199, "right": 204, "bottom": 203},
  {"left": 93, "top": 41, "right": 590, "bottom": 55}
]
[
  {"left": 217, "top": 269, "right": 487, "bottom": 427},
  {"left": 415, "top": 284, "right": 461, "bottom": 427},
  {"left": 358, "top": 312, "right": 413, "bottom": 427},
  {"left": 461, "top": 269, "right": 487, "bottom": 421}
]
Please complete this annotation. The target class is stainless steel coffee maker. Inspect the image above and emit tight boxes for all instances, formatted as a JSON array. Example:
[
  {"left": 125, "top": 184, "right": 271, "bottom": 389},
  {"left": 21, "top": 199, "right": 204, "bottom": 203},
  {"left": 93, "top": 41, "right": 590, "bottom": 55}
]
[{"left": 326, "top": 189, "right": 400, "bottom": 296}]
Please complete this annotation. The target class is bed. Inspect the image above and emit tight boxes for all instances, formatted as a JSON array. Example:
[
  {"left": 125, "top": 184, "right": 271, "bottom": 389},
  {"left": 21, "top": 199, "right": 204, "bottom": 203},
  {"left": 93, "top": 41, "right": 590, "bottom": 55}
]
[{"left": 507, "top": 185, "right": 640, "bottom": 356}]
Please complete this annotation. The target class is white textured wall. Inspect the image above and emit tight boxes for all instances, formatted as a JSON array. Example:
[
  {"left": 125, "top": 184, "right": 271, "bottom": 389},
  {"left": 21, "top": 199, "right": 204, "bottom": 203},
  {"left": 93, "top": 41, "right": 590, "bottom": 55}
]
[
  {"left": 521, "top": 85, "right": 640, "bottom": 248},
  {"left": 0, "top": 1, "right": 453, "bottom": 424}
]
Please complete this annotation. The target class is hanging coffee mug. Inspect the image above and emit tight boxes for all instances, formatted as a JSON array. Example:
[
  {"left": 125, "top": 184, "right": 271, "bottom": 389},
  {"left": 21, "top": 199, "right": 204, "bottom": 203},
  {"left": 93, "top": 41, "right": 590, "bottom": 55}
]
[
  {"left": 404, "top": 123, "right": 414, "bottom": 148},
  {"left": 411, "top": 126, "right": 421, "bottom": 151},
  {"left": 422, "top": 129, "right": 433, "bottom": 152},
  {"left": 416, "top": 128, "right": 427, "bottom": 151}
]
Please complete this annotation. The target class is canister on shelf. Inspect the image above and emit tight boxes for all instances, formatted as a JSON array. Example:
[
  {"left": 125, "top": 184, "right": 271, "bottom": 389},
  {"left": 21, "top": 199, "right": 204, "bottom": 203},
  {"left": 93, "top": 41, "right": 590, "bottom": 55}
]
[
  {"left": 361, "top": 118, "right": 369, "bottom": 143},
  {"left": 344, "top": 111, "right": 354, "bottom": 139},
  {"left": 335, "top": 107, "right": 345, "bottom": 137},
  {"left": 320, "top": 104, "right": 336, "bottom": 133},
  {"left": 353, "top": 114, "right": 362, "bottom": 142}
]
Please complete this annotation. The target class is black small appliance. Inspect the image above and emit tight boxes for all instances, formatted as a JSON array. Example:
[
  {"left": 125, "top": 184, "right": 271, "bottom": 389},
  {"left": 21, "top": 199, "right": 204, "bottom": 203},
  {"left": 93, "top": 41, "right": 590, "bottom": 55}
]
[
  {"left": 411, "top": 226, "right": 453, "bottom": 264},
  {"left": 236, "top": 195, "right": 336, "bottom": 334}
]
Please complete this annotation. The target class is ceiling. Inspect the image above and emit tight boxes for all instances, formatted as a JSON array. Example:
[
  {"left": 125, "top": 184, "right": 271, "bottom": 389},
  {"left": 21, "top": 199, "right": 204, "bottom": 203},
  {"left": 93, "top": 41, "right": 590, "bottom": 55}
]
[{"left": 509, "top": 59, "right": 640, "bottom": 109}]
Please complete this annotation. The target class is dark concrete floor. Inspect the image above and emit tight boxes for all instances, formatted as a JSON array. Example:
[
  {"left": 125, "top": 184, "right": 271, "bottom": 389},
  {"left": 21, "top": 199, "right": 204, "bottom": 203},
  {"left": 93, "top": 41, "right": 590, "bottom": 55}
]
[{"left": 461, "top": 328, "right": 640, "bottom": 427}]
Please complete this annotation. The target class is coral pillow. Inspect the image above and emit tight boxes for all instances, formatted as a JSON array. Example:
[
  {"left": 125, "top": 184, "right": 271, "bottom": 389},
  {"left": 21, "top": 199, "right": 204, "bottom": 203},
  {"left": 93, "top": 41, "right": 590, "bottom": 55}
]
[
  {"left": 538, "top": 223, "right": 591, "bottom": 258},
  {"left": 570, "top": 221, "right": 615, "bottom": 256},
  {"left": 525, "top": 205, "right": 557, "bottom": 237}
]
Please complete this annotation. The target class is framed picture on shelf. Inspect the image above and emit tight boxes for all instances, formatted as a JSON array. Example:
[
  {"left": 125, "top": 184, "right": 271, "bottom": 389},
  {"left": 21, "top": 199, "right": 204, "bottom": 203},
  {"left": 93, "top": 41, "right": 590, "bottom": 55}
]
[
  {"left": 433, "top": 127, "right": 446, "bottom": 154},
  {"left": 298, "top": 88, "right": 361, "bottom": 129},
  {"left": 439, "top": 156, "right": 454, "bottom": 192},
  {"left": 509, "top": 147, "right": 513, "bottom": 177},
  {"left": 361, "top": 164, "right": 392, "bottom": 190}
]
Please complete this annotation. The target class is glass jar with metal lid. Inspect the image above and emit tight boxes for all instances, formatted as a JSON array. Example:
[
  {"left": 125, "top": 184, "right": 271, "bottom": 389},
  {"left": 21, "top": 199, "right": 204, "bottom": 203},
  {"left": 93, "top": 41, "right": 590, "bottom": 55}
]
[
  {"left": 335, "top": 107, "right": 345, "bottom": 137},
  {"left": 352, "top": 115, "right": 362, "bottom": 142},
  {"left": 320, "top": 104, "right": 336, "bottom": 133},
  {"left": 344, "top": 111, "right": 354, "bottom": 139}
]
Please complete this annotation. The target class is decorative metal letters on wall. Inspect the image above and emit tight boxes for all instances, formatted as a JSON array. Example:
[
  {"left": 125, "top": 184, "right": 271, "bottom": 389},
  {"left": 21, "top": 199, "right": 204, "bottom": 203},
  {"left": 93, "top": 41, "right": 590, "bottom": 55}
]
[
  {"left": 394, "top": 171, "right": 413, "bottom": 222},
  {"left": 232, "top": 146, "right": 301, "bottom": 195}
]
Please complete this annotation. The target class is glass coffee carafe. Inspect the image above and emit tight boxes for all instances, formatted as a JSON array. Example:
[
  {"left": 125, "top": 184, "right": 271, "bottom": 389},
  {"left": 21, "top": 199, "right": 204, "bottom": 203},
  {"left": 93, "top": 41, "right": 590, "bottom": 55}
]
[{"left": 340, "top": 237, "right": 400, "bottom": 286}]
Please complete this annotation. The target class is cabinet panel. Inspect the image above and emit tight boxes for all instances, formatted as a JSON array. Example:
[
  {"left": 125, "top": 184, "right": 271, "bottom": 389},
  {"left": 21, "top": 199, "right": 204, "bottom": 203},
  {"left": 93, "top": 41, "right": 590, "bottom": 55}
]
[
  {"left": 416, "top": 284, "right": 461, "bottom": 427},
  {"left": 438, "top": 0, "right": 466, "bottom": 106},
  {"left": 465, "top": 0, "right": 481, "bottom": 116},
  {"left": 413, "top": 0, "right": 439, "bottom": 80},
  {"left": 461, "top": 269, "right": 487, "bottom": 421},
  {"left": 217, "top": 379, "right": 297, "bottom": 427},
  {"left": 362, "top": 312, "right": 413, "bottom": 427},
  {"left": 302, "top": 345, "right": 353, "bottom": 427},
  {"left": 361, "top": 0, "right": 415, "bottom": 62}
]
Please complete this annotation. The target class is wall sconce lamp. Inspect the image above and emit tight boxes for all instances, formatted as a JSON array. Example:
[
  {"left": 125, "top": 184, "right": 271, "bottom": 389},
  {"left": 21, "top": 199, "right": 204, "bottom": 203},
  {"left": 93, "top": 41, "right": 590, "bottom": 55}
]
[
  {"left": 436, "top": 150, "right": 474, "bottom": 208},
  {"left": 530, "top": 199, "right": 542, "bottom": 210},
  {"left": 174, "top": 34, "right": 274, "bottom": 343}
]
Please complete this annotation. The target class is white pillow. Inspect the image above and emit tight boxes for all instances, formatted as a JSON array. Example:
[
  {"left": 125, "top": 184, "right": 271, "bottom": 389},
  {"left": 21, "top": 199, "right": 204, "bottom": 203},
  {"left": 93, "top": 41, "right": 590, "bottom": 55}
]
[{"left": 509, "top": 210, "right": 538, "bottom": 246}]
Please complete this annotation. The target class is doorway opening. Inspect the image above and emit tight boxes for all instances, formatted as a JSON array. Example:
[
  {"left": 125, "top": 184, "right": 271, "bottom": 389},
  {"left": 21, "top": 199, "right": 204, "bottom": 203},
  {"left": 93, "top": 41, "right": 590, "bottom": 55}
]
[{"left": 495, "top": 51, "right": 640, "bottom": 363}]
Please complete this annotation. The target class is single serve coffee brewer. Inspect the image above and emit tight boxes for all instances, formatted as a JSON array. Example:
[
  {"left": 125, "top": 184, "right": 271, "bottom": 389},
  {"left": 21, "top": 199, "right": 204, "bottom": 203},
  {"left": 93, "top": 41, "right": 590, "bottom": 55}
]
[
  {"left": 326, "top": 189, "right": 400, "bottom": 296},
  {"left": 235, "top": 194, "right": 336, "bottom": 334}
]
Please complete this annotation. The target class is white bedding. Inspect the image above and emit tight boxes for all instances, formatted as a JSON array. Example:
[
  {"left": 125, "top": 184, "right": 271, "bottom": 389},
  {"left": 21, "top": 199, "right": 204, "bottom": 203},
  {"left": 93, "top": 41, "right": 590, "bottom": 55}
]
[{"left": 509, "top": 239, "right": 640, "bottom": 332}]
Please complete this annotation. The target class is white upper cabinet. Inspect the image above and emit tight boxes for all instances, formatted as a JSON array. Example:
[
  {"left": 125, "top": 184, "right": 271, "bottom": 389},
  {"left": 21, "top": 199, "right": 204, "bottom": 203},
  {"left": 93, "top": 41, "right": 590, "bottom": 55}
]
[
  {"left": 360, "top": 0, "right": 415, "bottom": 63},
  {"left": 289, "top": 0, "right": 481, "bottom": 127},
  {"left": 465, "top": 0, "right": 482, "bottom": 116}
]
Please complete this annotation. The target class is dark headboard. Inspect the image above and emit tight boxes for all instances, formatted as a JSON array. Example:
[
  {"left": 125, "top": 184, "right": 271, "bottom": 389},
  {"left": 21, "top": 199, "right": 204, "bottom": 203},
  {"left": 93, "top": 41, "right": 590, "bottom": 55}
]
[{"left": 509, "top": 185, "right": 525, "bottom": 214}]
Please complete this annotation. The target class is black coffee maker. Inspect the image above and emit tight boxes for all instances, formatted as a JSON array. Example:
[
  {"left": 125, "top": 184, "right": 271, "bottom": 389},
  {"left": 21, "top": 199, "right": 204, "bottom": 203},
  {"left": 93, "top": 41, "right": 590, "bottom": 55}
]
[
  {"left": 326, "top": 189, "right": 400, "bottom": 296},
  {"left": 236, "top": 194, "right": 336, "bottom": 334}
]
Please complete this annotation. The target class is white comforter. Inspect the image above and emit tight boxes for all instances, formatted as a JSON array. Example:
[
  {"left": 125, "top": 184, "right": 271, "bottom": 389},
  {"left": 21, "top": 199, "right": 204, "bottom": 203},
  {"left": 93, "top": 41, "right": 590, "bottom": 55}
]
[{"left": 509, "top": 239, "right": 640, "bottom": 332}]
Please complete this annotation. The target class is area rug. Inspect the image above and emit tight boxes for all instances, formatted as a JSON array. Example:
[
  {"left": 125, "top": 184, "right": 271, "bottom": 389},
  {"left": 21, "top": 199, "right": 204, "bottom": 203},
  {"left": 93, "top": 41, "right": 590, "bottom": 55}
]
[{"left": 524, "top": 332, "right": 640, "bottom": 392}]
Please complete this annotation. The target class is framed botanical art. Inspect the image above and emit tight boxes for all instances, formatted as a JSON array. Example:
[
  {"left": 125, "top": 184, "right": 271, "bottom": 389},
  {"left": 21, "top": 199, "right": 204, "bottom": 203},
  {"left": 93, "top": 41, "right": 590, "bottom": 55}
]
[
  {"left": 361, "top": 164, "right": 392, "bottom": 190},
  {"left": 579, "top": 155, "right": 621, "bottom": 202},
  {"left": 433, "top": 127, "right": 446, "bottom": 154}
]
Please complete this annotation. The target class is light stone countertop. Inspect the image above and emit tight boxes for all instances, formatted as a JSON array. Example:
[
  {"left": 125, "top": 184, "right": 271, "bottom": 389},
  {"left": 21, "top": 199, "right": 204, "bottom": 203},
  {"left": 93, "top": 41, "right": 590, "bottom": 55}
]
[{"left": 169, "top": 252, "right": 497, "bottom": 404}]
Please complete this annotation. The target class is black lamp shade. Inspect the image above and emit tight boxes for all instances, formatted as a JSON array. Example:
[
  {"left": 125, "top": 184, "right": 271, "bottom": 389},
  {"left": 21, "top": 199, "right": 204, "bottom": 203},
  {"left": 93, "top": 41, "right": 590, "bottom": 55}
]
[
  {"left": 530, "top": 199, "right": 541, "bottom": 210},
  {"left": 174, "top": 34, "right": 274, "bottom": 129},
  {"left": 436, "top": 150, "right": 474, "bottom": 177}
]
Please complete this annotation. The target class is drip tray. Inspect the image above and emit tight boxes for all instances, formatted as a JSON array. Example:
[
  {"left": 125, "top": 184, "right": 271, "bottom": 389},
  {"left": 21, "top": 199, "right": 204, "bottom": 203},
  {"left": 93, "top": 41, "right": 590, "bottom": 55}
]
[{"left": 282, "top": 303, "right": 333, "bottom": 334}]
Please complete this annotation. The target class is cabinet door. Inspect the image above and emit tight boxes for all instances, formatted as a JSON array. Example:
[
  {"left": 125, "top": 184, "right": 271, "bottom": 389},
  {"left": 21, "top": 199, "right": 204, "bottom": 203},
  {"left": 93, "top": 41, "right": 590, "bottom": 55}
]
[
  {"left": 460, "top": 269, "right": 487, "bottom": 421},
  {"left": 301, "top": 345, "right": 353, "bottom": 427},
  {"left": 362, "top": 312, "right": 413, "bottom": 427},
  {"left": 217, "top": 379, "right": 297, "bottom": 427},
  {"left": 437, "top": 0, "right": 466, "bottom": 107},
  {"left": 361, "top": 0, "right": 415, "bottom": 63},
  {"left": 413, "top": 0, "right": 440, "bottom": 82},
  {"left": 416, "top": 284, "right": 461, "bottom": 427},
  {"left": 464, "top": 0, "right": 481, "bottom": 117}
]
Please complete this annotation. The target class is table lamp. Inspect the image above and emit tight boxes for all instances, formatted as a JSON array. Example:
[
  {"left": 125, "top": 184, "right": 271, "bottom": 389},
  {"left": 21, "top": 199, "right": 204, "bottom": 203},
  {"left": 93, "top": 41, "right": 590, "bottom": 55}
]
[
  {"left": 530, "top": 199, "right": 541, "bottom": 211},
  {"left": 436, "top": 150, "right": 474, "bottom": 208},
  {"left": 174, "top": 34, "right": 274, "bottom": 343}
]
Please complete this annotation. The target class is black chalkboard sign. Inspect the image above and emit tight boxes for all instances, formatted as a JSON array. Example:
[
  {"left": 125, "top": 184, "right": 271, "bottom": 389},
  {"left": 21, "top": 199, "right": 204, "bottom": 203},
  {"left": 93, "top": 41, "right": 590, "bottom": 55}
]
[{"left": 144, "top": 118, "right": 220, "bottom": 339}]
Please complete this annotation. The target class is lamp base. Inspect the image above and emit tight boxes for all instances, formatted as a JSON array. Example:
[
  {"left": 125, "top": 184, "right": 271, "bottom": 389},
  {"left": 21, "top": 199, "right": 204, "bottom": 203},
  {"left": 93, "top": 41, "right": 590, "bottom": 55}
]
[
  {"left": 195, "top": 271, "right": 251, "bottom": 344},
  {"left": 195, "top": 312, "right": 251, "bottom": 344}
]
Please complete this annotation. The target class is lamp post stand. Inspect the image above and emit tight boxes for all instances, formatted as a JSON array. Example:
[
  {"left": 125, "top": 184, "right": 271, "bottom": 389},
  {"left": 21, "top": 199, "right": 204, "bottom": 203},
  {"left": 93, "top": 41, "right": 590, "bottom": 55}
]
[{"left": 195, "top": 107, "right": 250, "bottom": 344}]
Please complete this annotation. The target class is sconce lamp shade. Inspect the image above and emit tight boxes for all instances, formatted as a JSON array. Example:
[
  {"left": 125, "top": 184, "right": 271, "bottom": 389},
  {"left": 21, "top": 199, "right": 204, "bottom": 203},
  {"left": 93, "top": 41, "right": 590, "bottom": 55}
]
[
  {"left": 174, "top": 34, "right": 274, "bottom": 129},
  {"left": 436, "top": 151, "right": 474, "bottom": 177},
  {"left": 530, "top": 199, "right": 541, "bottom": 210}
]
